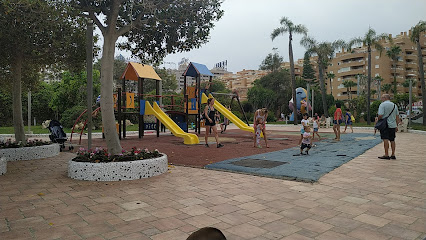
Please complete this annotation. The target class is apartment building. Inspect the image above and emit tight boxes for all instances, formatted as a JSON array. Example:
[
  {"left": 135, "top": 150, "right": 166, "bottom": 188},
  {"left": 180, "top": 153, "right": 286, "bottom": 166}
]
[
  {"left": 328, "top": 30, "right": 426, "bottom": 101},
  {"left": 220, "top": 69, "right": 268, "bottom": 101}
]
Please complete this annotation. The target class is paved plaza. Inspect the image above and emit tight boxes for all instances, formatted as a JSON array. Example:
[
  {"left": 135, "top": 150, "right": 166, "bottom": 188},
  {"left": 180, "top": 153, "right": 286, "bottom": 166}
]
[{"left": 0, "top": 126, "right": 425, "bottom": 239}]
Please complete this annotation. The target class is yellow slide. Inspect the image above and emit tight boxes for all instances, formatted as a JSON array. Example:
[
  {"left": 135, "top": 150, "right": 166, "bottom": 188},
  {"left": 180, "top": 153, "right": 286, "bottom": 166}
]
[
  {"left": 144, "top": 101, "right": 199, "bottom": 145},
  {"left": 201, "top": 93, "right": 256, "bottom": 135}
]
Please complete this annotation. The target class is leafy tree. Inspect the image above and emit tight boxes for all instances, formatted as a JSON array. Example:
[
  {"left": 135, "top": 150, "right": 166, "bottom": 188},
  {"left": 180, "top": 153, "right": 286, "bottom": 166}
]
[
  {"left": 255, "top": 69, "right": 292, "bottom": 116},
  {"left": 259, "top": 52, "right": 283, "bottom": 72},
  {"left": 386, "top": 45, "right": 401, "bottom": 94},
  {"left": 301, "top": 36, "right": 345, "bottom": 117},
  {"left": 410, "top": 20, "right": 426, "bottom": 125},
  {"left": 302, "top": 52, "right": 316, "bottom": 81},
  {"left": 0, "top": 1, "right": 86, "bottom": 142},
  {"left": 348, "top": 27, "right": 389, "bottom": 125},
  {"left": 402, "top": 79, "right": 416, "bottom": 88},
  {"left": 247, "top": 86, "right": 277, "bottom": 111},
  {"left": 50, "top": 70, "right": 101, "bottom": 121},
  {"left": 393, "top": 93, "right": 417, "bottom": 111},
  {"left": 156, "top": 68, "right": 178, "bottom": 93},
  {"left": 0, "top": 90, "right": 13, "bottom": 126},
  {"left": 271, "top": 17, "right": 308, "bottom": 124},
  {"left": 72, "top": 0, "right": 223, "bottom": 154}
]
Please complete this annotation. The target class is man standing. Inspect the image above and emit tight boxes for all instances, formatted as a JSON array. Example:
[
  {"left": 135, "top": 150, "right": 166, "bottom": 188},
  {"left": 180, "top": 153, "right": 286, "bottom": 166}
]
[{"left": 377, "top": 94, "right": 401, "bottom": 159}]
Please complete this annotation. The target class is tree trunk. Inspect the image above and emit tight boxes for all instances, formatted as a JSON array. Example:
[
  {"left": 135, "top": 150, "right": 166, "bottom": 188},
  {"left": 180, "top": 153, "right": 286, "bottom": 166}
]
[
  {"left": 288, "top": 34, "right": 298, "bottom": 124},
  {"left": 417, "top": 41, "right": 426, "bottom": 125},
  {"left": 318, "top": 66, "right": 328, "bottom": 117},
  {"left": 330, "top": 78, "right": 333, "bottom": 95},
  {"left": 393, "top": 62, "right": 397, "bottom": 94},
  {"left": 367, "top": 46, "right": 372, "bottom": 125},
  {"left": 100, "top": 33, "right": 122, "bottom": 155},
  {"left": 11, "top": 53, "right": 26, "bottom": 142}
]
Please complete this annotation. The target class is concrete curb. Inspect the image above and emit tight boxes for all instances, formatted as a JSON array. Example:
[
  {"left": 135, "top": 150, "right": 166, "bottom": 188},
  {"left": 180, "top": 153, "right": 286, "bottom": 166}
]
[
  {"left": 0, "top": 157, "right": 6, "bottom": 175},
  {"left": 68, "top": 153, "right": 168, "bottom": 181},
  {"left": 0, "top": 144, "right": 60, "bottom": 161}
]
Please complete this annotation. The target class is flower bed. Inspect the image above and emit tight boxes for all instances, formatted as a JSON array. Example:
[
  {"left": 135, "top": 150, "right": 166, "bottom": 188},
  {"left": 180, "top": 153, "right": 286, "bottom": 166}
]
[
  {"left": 0, "top": 158, "right": 6, "bottom": 175},
  {"left": 68, "top": 147, "right": 168, "bottom": 181},
  {"left": 0, "top": 140, "right": 59, "bottom": 161}
]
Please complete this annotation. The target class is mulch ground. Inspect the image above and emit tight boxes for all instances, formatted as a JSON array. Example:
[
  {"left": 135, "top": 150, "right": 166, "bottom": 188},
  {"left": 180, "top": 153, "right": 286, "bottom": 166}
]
[{"left": 75, "top": 129, "right": 307, "bottom": 168}]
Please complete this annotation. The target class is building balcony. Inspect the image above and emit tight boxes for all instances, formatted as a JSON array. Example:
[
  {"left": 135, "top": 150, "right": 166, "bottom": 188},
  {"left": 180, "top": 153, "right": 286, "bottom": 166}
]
[{"left": 405, "top": 55, "right": 417, "bottom": 61}]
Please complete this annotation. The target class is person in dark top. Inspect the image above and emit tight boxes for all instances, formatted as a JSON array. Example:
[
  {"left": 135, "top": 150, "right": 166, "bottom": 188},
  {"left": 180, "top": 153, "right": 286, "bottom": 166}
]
[{"left": 204, "top": 98, "right": 224, "bottom": 148}]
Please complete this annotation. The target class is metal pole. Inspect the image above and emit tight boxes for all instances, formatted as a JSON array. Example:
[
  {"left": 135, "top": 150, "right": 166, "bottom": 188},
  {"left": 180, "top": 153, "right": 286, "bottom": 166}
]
[
  {"left": 312, "top": 89, "right": 314, "bottom": 117},
  {"left": 306, "top": 82, "right": 310, "bottom": 117},
  {"left": 409, "top": 79, "right": 412, "bottom": 128},
  {"left": 86, "top": 19, "right": 94, "bottom": 149},
  {"left": 27, "top": 90, "right": 31, "bottom": 133}
]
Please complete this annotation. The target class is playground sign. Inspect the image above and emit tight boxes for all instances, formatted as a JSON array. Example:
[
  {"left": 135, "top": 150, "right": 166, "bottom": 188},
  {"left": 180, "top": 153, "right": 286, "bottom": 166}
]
[{"left": 126, "top": 92, "right": 135, "bottom": 108}]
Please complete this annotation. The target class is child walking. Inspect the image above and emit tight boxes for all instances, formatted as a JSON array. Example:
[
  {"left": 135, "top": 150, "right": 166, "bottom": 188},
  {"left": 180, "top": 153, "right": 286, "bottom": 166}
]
[
  {"left": 300, "top": 125, "right": 312, "bottom": 155},
  {"left": 312, "top": 116, "right": 321, "bottom": 140}
]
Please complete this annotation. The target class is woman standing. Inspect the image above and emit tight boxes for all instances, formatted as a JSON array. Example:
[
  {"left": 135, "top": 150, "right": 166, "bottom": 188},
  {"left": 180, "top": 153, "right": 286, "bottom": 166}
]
[
  {"left": 253, "top": 108, "right": 269, "bottom": 148},
  {"left": 204, "top": 98, "right": 224, "bottom": 148},
  {"left": 333, "top": 102, "right": 343, "bottom": 141}
]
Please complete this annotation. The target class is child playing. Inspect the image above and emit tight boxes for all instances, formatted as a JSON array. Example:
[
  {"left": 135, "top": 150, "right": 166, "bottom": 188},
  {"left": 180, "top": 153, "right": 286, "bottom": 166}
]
[
  {"left": 298, "top": 113, "right": 310, "bottom": 145},
  {"left": 255, "top": 120, "right": 263, "bottom": 148},
  {"left": 312, "top": 116, "right": 321, "bottom": 140},
  {"left": 300, "top": 125, "right": 312, "bottom": 155}
]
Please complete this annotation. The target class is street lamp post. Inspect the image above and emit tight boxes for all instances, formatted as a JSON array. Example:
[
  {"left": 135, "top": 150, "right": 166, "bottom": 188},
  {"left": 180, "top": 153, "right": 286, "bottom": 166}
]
[{"left": 86, "top": 19, "right": 94, "bottom": 149}]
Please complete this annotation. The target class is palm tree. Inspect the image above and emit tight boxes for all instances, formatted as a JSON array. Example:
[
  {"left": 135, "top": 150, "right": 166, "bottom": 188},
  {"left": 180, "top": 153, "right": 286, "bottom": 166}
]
[
  {"left": 327, "top": 72, "right": 335, "bottom": 95},
  {"left": 373, "top": 75, "right": 384, "bottom": 100},
  {"left": 301, "top": 36, "right": 345, "bottom": 117},
  {"left": 386, "top": 45, "right": 402, "bottom": 94},
  {"left": 410, "top": 20, "right": 426, "bottom": 125},
  {"left": 343, "top": 80, "right": 357, "bottom": 100},
  {"left": 348, "top": 27, "right": 389, "bottom": 125},
  {"left": 382, "top": 83, "right": 392, "bottom": 94},
  {"left": 271, "top": 17, "right": 308, "bottom": 124}
]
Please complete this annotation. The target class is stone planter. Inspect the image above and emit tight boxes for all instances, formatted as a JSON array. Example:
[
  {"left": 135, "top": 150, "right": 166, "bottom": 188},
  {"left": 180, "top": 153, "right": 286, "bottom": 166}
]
[
  {"left": 0, "top": 144, "right": 60, "bottom": 161},
  {"left": 68, "top": 154, "right": 168, "bottom": 181},
  {"left": 0, "top": 157, "right": 6, "bottom": 175}
]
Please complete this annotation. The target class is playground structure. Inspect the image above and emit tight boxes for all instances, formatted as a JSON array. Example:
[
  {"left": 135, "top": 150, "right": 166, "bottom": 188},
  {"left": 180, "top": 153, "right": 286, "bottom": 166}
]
[
  {"left": 201, "top": 93, "right": 256, "bottom": 135},
  {"left": 71, "top": 62, "right": 256, "bottom": 145},
  {"left": 289, "top": 87, "right": 312, "bottom": 121}
]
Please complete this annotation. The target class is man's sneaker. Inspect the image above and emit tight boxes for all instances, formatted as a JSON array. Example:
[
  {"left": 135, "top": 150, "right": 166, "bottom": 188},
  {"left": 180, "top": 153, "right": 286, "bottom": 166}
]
[
  {"left": 205, "top": 144, "right": 209, "bottom": 148},
  {"left": 378, "top": 155, "right": 390, "bottom": 159},
  {"left": 217, "top": 143, "right": 224, "bottom": 148},
  {"left": 390, "top": 156, "right": 396, "bottom": 160}
]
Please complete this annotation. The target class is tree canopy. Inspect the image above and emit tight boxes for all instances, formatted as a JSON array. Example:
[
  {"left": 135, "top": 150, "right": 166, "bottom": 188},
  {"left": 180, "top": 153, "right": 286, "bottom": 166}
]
[
  {"left": 259, "top": 52, "right": 283, "bottom": 72},
  {"left": 0, "top": 0, "right": 86, "bottom": 141}
]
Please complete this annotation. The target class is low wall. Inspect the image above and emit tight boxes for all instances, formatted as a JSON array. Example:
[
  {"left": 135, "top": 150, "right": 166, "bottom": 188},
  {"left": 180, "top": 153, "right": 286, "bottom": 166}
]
[
  {"left": 68, "top": 154, "right": 168, "bottom": 181},
  {"left": 0, "top": 144, "right": 60, "bottom": 161},
  {"left": 0, "top": 157, "right": 6, "bottom": 175}
]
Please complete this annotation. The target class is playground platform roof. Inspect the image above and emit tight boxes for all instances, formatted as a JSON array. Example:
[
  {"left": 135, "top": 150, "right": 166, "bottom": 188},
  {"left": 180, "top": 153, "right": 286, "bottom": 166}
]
[
  {"left": 121, "top": 62, "right": 162, "bottom": 81},
  {"left": 183, "top": 62, "right": 214, "bottom": 77}
]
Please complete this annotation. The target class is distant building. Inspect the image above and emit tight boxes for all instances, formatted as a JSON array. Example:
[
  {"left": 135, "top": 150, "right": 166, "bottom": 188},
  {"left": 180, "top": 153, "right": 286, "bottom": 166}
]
[
  {"left": 328, "top": 30, "right": 426, "bottom": 101},
  {"left": 219, "top": 69, "right": 268, "bottom": 101}
]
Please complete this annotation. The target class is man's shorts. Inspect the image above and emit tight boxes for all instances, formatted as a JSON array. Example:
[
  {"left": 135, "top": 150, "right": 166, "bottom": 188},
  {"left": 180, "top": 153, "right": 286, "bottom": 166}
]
[
  {"left": 313, "top": 128, "right": 318, "bottom": 132},
  {"left": 300, "top": 128, "right": 305, "bottom": 134},
  {"left": 333, "top": 119, "right": 342, "bottom": 125},
  {"left": 380, "top": 127, "right": 396, "bottom": 141},
  {"left": 301, "top": 143, "right": 311, "bottom": 150}
]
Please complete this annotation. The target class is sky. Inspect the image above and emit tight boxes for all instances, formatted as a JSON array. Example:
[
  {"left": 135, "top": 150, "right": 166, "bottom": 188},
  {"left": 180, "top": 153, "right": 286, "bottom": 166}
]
[{"left": 116, "top": 0, "right": 426, "bottom": 73}]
